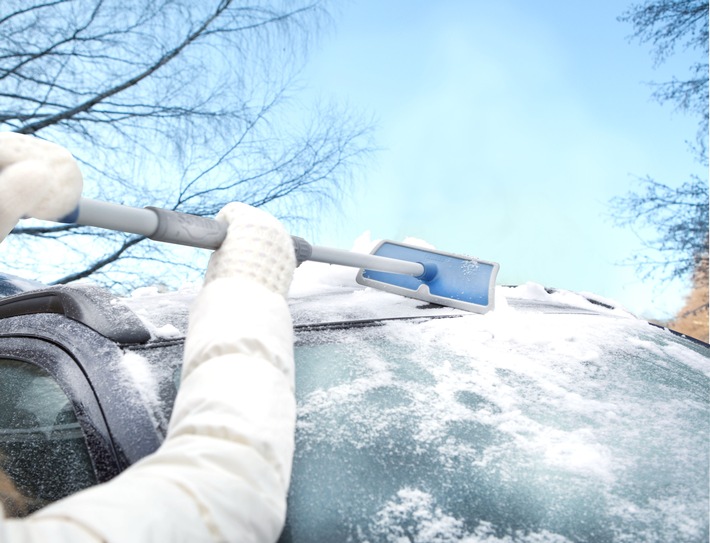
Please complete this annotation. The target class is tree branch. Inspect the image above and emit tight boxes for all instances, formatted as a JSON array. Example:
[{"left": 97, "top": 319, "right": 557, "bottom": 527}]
[
  {"left": 14, "top": 0, "right": 233, "bottom": 134},
  {"left": 50, "top": 235, "right": 146, "bottom": 284}
]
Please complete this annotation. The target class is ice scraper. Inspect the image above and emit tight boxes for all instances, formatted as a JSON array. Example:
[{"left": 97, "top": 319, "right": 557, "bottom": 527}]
[{"left": 51, "top": 198, "right": 499, "bottom": 313}]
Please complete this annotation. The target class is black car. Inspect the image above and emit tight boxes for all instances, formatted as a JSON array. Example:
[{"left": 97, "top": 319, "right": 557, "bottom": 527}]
[{"left": 0, "top": 267, "right": 707, "bottom": 542}]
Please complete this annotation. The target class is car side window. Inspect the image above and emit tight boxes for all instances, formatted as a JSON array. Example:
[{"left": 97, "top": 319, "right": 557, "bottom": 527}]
[{"left": 0, "top": 358, "right": 96, "bottom": 517}]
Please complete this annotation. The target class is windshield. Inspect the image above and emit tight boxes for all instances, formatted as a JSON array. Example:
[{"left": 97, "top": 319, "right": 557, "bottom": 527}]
[{"left": 282, "top": 314, "right": 709, "bottom": 542}]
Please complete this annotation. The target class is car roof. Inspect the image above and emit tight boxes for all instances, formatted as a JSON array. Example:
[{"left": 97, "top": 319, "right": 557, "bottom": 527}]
[
  {"left": 0, "top": 266, "right": 699, "bottom": 353},
  {"left": 115, "top": 261, "right": 634, "bottom": 341}
]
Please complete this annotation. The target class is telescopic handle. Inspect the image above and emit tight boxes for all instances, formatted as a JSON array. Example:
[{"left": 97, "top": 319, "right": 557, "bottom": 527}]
[
  {"left": 60, "top": 198, "right": 426, "bottom": 276},
  {"left": 62, "top": 198, "right": 226, "bottom": 250},
  {"left": 299, "top": 241, "right": 425, "bottom": 277}
]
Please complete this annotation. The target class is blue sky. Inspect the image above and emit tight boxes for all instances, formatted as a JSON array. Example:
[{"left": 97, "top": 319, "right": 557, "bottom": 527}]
[{"left": 288, "top": 0, "right": 704, "bottom": 320}]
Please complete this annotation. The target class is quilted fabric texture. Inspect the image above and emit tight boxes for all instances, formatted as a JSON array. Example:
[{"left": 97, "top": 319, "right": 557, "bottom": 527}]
[{"left": 204, "top": 202, "right": 296, "bottom": 298}]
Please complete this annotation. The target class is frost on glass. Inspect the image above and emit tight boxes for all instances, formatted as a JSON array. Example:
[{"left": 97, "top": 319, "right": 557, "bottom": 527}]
[
  {"left": 282, "top": 314, "right": 709, "bottom": 543},
  {"left": 0, "top": 359, "right": 96, "bottom": 517},
  {"left": 121, "top": 344, "right": 185, "bottom": 436}
]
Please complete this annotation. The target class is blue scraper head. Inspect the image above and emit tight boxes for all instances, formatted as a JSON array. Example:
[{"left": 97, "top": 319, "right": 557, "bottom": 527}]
[{"left": 356, "top": 241, "right": 499, "bottom": 314}]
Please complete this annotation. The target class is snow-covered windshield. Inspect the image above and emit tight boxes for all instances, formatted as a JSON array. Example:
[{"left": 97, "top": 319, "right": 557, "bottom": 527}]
[
  {"left": 118, "top": 259, "right": 708, "bottom": 541},
  {"left": 282, "top": 312, "right": 709, "bottom": 542}
]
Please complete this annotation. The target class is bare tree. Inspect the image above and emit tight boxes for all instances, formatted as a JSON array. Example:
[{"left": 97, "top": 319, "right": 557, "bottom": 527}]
[
  {"left": 610, "top": 175, "right": 708, "bottom": 282},
  {"left": 612, "top": 0, "right": 709, "bottom": 286},
  {"left": 620, "top": 0, "right": 708, "bottom": 150},
  {"left": 0, "top": 0, "right": 372, "bottom": 290}
]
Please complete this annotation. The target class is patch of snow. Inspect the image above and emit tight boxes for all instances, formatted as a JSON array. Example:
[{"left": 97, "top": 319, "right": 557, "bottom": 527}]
[
  {"left": 664, "top": 341, "right": 710, "bottom": 377},
  {"left": 152, "top": 323, "right": 182, "bottom": 339},
  {"left": 289, "top": 260, "right": 359, "bottom": 299},
  {"left": 119, "top": 351, "right": 167, "bottom": 431},
  {"left": 121, "top": 284, "right": 197, "bottom": 338},
  {"left": 369, "top": 488, "right": 467, "bottom": 543},
  {"left": 502, "top": 282, "right": 629, "bottom": 315},
  {"left": 368, "top": 488, "right": 573, "bottom": 543},
  {"left": 129, "top": 286, "right": 166, "bottom": 298}
]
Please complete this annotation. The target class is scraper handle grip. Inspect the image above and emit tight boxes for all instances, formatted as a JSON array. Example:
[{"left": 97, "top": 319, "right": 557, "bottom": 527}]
[
  {"left": 146, "top": 206, "right": 226, "bottom": 250},
  {"left": 59, "top": 198, "right": 226, "bottom": 250}
]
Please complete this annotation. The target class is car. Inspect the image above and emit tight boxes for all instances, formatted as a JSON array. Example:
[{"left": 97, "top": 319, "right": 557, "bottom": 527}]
[{"left": 0, "top": 261, "right": 707, "bottom": 542}]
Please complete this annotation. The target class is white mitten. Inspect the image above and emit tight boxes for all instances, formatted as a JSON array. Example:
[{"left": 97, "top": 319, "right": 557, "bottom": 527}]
[
  {"left": 0, "top": 133, "right": 83, "bottom": 241},
  {"left": 204, "top": 202, "right": 296, "bottom": 298}
]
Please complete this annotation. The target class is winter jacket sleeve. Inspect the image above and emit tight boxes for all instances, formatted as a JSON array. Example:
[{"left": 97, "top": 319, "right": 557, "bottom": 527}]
[
  {"left": 0, "top": 201, "right": 297, "bottom": 543},
  {"left": 1, "top": 277, "right": 296, "bottom": 543}
]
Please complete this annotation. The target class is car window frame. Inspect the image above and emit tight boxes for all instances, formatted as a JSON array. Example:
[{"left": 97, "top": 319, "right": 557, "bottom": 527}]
[
  {"left": 0, "top": 334, "right": 119, "bottom": 485},
  {"left": 0, "top": 311, "right": 164, "bottom": 474}
]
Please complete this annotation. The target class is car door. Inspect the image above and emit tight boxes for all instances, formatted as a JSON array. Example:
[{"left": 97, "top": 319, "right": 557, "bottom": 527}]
[
  {"left": 0, "top": 334, "right": 115, "bottom": 516},
  {"left": 0, "top": 286, "right": 161, "bottom": 517}
]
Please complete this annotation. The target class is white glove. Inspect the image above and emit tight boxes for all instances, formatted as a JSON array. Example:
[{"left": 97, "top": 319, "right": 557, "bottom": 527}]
[
  {"left": 0, "top": 133, "right": 83, "bottom": 241},
  {"left": 204, "top": 202, "right": 296, "bottom": 298}
]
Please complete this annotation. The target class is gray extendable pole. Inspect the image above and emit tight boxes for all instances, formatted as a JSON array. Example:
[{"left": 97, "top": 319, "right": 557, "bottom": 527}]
[
  {"left": 73, "top": 198, "right": 159, "bottom": 237},
  {"left": 292, "top": 237, "right": 423, "bottom": 276},
  {"left": 67, "top": 199, "right": 425, "bottom": 276}
]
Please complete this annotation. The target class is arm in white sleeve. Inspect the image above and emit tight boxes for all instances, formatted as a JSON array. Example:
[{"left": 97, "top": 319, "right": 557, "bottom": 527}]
[
  {"left": 3, "top": 278, "right": 296, "bottom": 543},
  {"left": 2, "top": 204, "right": 297, "bottom": 543}
]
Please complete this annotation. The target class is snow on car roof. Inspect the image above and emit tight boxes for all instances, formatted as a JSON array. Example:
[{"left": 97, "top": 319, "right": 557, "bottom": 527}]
[
  {"left": 118, "top": 232, "right": 633, "bottom": 339},
  {"left": 121, "top": 258, "right": 632, "bottom": 341}
]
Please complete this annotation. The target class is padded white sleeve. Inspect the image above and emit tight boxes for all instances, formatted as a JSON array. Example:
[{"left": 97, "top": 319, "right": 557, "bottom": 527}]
[{"left": 4, "top": 278, "right": 296, "bottom": 543}]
